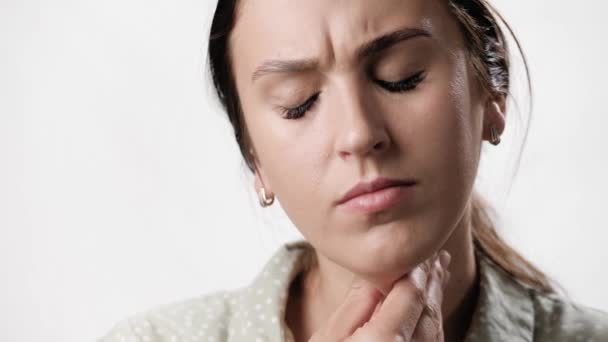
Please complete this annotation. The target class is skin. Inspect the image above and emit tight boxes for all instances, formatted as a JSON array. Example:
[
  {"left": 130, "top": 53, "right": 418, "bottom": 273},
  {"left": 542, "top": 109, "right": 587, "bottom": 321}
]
[
  {"left": 306, "top": 250, "right": 453, "bottom": 341},
  {"left": 228, "top": 0, "right": 506, "bottom": 340}
]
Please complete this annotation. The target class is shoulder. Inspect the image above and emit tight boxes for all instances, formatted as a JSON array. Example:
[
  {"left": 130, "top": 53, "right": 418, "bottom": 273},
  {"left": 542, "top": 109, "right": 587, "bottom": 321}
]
[
  {"left": 98, "top": 288, "right": 244, "bottom": 342},
  {"left": 98, "top": 240, "right": 309, "bottom": 342},
  {"left": 529, "top": 289, "right": 608, "bottom": 341},
  {"left": 472, "top": 250, "right": 608, "bottom": 341}
]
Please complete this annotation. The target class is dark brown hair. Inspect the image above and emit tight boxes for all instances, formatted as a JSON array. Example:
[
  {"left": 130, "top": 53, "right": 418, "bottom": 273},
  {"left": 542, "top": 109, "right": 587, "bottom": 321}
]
[{"left": 208, "top": 0, "right": 555, "bottom": 293}]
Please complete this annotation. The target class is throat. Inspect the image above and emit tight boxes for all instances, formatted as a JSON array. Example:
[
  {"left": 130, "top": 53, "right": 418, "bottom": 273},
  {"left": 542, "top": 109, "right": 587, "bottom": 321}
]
[
  {"left": 283, "top": 235, "right": 480, "bottom": 342},
  {"left": 284, "top": 265, "right": 339, "bottom": 342}
]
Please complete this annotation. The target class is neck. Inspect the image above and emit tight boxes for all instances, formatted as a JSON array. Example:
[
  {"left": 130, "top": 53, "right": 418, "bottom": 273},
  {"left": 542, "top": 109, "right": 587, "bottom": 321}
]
[{"left": 286, "top": 211, "right": 480, "bottom": 342}]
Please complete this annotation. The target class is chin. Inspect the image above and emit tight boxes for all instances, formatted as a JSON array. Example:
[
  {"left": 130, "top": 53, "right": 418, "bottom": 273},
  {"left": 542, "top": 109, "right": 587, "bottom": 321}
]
[
  {"left": 353, "top": 255, "right": 420, "bottom": 296},
  {"left": 349, "top": 223, "right": 440, "bottom": 290}
]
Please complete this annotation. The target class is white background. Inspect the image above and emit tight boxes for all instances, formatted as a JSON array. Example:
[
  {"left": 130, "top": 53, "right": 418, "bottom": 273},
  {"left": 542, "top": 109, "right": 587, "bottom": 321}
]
[{"left": 1, "top": 0, "right": 607, "bottom": 341}]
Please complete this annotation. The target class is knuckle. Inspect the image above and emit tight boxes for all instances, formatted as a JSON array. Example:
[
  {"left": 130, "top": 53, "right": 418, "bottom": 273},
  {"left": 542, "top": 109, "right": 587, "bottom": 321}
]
[
  {"left": 396, "top": 278, "right": 426, "bottom": 303},
  {"left": 410, "top": 286, "right": 427, "bottom": 308},
  {"left": 419, "top": 260, "right": 432, "bottom": 274},
  {"left": 433, "top": 266, "right": 444, "bottom": 282},
  {"left": 412, "top": 310, "right": 444, "bottom": 342},
  {"left": 424, "top": 304, "right": 442, "bottom": 330},
  {"left": 391, "top": 280, "right": 426, "bottom": 311}
]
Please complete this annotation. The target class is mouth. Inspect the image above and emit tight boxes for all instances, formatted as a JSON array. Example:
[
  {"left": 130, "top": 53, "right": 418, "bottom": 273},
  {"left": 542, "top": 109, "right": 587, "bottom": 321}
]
[{"left": 336, "top": 178, "right": 418, "bottom": 214}]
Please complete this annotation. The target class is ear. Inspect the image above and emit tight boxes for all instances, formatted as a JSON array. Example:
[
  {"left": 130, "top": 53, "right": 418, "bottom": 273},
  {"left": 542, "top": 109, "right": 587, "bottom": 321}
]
[
  {"left": 249, "top": 148, "right": 274, "bottom": 196},
  {"left": 482, "top": 95, "right": 507, "bottom": 142}
]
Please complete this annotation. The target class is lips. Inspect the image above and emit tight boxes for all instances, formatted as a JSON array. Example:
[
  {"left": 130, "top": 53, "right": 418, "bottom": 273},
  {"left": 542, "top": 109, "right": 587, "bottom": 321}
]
[{"left": 337, "top": 177, "right": 417, "bottom": 206}]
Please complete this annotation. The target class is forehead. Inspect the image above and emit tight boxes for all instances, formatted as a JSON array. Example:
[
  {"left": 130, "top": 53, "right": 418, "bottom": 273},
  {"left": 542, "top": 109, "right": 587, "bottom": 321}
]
[{"left": 229, "top": 0, "right": 459, "bottom": 72}]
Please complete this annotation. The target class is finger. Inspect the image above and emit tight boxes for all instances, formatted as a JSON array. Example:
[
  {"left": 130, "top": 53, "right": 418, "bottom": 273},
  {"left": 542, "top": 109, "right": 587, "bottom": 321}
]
[
  {"left": 411, "top": 250, "right": 451, "bottom": 341},
  {"left": 439, "top": 250, "right": 451, "bottom": 288},
  {"left": 371, "top": 297, "right": 384, "bottom": 317},
  {"left": 313, "top": 277, "right": 383, "bottom": 341},
  {"left": 432, "top": 250, "right": 451, "bottom": 300},
  {"left": 411, "top": 306, "right": 443, "bottom": 342},
  {"left": 366, "top": 256, "right": 434, "bottom": 338}
]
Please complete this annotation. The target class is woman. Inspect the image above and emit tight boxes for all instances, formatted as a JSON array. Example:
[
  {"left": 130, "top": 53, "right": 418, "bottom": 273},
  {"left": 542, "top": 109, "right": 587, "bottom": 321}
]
[{"left": 100, "top": 0, "right": 608, "bottom": 341}]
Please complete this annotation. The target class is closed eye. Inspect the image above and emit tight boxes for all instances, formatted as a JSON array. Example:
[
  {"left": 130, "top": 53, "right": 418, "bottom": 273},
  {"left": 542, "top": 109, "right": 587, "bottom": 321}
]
[
  {"left": 279, "top": 92, "right": 320, "bottom": 120},
  {"left": 374, "top": 70, "right": 426, "bottom": 93},
  {"left": 278, "top": 71, "right": 425, "bottom": 120}
]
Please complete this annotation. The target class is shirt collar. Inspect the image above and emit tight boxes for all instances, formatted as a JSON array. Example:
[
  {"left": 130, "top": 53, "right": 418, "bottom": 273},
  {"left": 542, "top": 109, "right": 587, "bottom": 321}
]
[
  {"left": 242, "top": 240, "right": 310, "bottom": 341},
  {"left": 464, "top": 248, "right": 535, "bottom": 341}
]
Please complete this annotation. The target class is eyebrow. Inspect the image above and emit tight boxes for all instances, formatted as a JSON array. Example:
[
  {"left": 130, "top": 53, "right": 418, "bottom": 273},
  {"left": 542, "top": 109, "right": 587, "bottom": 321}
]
[{"left": 251, "top": 27, "right": 431, "bottom": 83}]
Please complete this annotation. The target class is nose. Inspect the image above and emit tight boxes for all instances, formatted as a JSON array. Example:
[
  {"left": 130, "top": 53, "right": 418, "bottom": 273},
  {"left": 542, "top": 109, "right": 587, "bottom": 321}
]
[{"left": 334, "top": 84, "right": 391, "bottom": 160}]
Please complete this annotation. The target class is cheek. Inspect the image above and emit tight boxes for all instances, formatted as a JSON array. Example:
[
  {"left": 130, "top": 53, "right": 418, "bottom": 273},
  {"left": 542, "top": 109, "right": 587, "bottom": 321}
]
[
  {"left": 246, "top": 111, "right": 331, "bottom": 220},
  {"left": 390, "top": 51, "right": 482, "bottom": 217}
]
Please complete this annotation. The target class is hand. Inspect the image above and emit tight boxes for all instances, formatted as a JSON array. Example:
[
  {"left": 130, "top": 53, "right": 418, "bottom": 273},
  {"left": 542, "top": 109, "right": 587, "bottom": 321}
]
[{"left": 308, "top": 250, "right": 451, "bottom": 342}]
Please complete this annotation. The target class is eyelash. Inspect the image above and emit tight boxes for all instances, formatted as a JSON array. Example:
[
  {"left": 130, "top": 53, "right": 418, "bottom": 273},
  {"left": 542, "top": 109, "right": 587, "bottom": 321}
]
[
  {"left": 279, "top": 71, "right": 426, "bottom": 120},
  {"left": 374, "top": 70, "right": 426, "bottom": 93},
  {"left": 280, "top": 93, "right": 320, "bottom": 120}
]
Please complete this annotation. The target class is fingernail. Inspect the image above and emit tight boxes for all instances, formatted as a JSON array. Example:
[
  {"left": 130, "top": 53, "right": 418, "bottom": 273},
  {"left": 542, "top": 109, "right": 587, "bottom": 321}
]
[{"left": 439, "top": 250, "right": 451, "bottom": 270}]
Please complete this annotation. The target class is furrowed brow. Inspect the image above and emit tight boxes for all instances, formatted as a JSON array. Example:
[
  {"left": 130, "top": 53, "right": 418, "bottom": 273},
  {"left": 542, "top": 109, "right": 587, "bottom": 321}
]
[
  {"left": 355, "top": 27, "right": 431, "bottom": 60},
  {"left": 252, "top": 59, "right": 317, "bottom": 83},
  {"left": 250, "top": 27, "right": 431, "bottom": 83}
]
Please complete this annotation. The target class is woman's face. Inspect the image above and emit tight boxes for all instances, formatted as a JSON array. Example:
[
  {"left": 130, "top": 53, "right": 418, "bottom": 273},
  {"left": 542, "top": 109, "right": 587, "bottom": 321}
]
[{"left": 229, "top": 0, "right": 504, "bottom": 283}]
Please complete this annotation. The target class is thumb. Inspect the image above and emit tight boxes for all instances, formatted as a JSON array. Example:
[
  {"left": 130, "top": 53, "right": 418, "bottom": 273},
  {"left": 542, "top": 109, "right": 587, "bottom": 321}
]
[{"left": 313, "top": 277, "right": 383, "bottom": 341}]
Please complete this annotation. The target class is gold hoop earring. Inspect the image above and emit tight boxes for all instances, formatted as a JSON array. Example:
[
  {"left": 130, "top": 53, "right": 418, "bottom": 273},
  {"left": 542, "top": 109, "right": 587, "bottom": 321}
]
[
  {"left": 258, "top": 187, "right": 274, "bottom": 207},
  {"left": 490, "top": 125, "right": 501, "bottom": 146}
]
